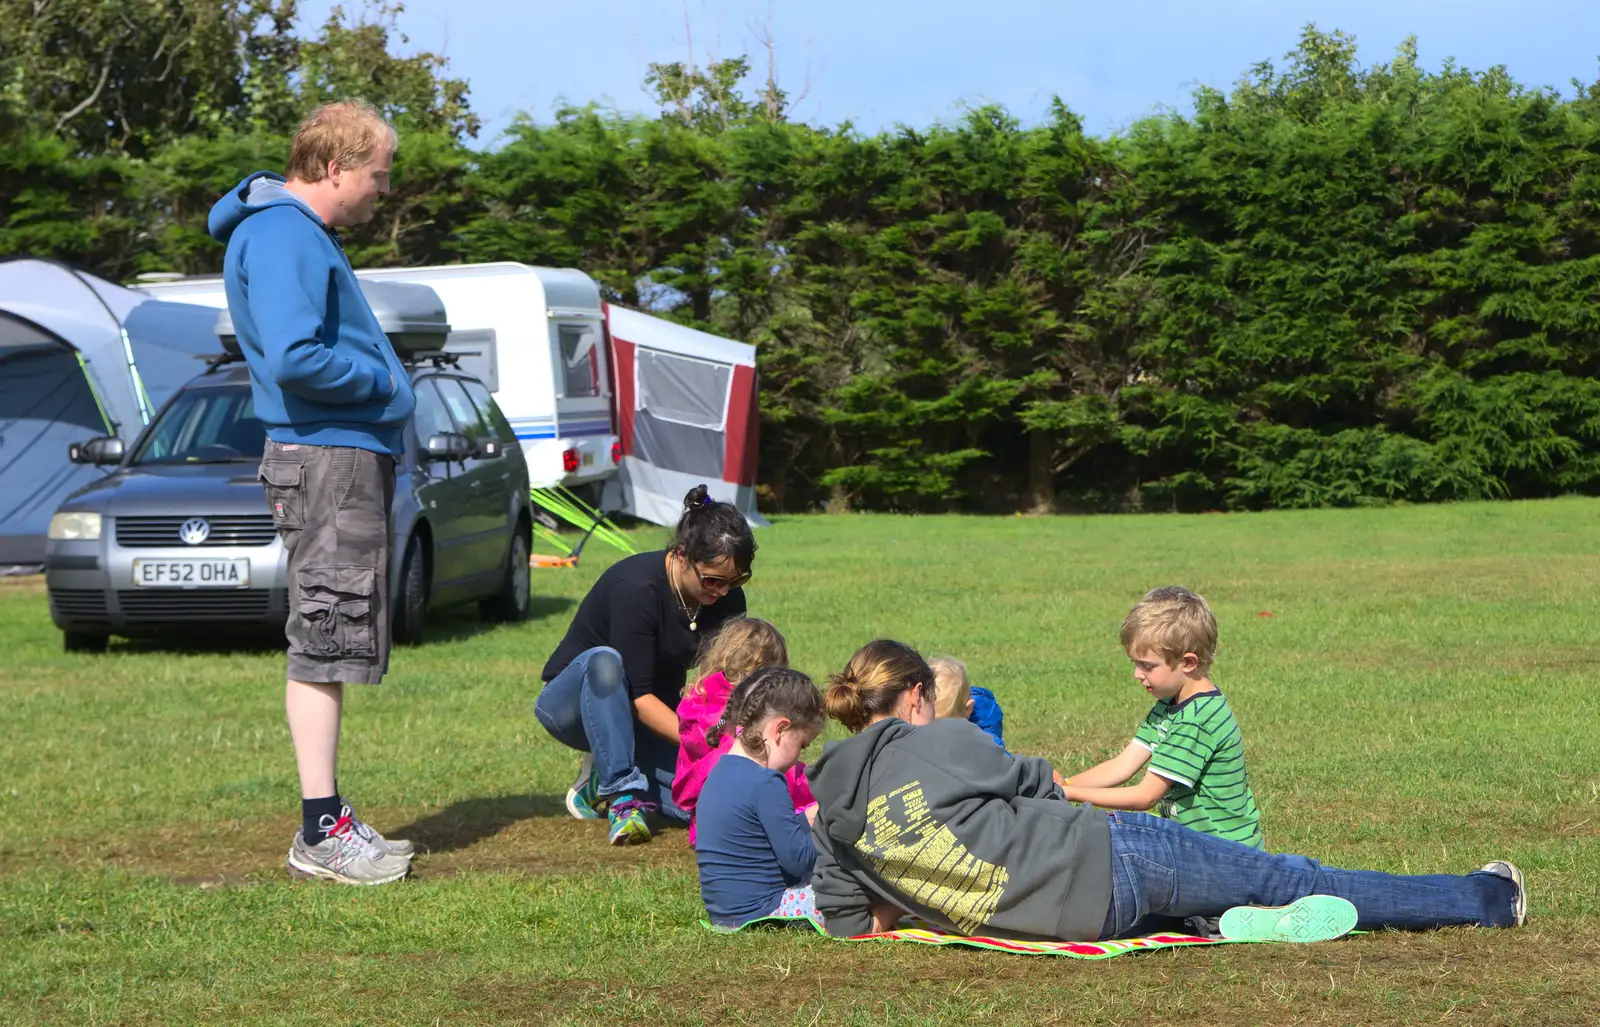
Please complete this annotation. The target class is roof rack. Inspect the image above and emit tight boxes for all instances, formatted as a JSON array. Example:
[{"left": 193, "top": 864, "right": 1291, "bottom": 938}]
[
  {"left": 406, "top": 350, "right": 462, "bottom": 369},
  {"left": 197, "top": 347, "right": 457, "bottom": 374}
]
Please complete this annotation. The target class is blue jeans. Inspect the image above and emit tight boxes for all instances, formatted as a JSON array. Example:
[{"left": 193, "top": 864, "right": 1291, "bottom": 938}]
[
  {"left": 1100, "top": 812, "right": 1516, "bottom": 939},
  {"left": 533, "top": 646, "right": 686, "bottom": 821}
]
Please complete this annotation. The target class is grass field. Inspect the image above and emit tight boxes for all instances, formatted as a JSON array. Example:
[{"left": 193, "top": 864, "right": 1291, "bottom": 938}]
[{"left": 3, "top": 498, "right": 1599, "bottom": 1025}]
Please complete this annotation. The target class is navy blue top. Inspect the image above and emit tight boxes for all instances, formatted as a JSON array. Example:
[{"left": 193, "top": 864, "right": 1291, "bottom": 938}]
[{"left": 694, "top": 754, "right": 816, "bottom": 926}]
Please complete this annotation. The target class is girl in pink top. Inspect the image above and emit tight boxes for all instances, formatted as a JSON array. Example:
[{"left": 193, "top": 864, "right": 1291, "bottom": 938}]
[{"left": 674, "top": 617, "right": 817, "bottom": 843}]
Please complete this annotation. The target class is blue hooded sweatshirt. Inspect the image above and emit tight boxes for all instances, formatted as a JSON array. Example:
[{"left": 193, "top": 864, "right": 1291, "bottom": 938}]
[{"left": 207, "top": 171, "right": 415, "bottom": 454}]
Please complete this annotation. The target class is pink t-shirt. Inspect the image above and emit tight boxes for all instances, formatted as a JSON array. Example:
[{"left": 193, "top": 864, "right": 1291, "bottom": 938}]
[{"left": 673, "top": 671, "right": 818, "bottom": 844}]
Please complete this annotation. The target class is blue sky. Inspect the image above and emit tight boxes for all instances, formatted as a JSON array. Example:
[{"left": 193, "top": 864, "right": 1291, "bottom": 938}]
[{"left": 297, "top": 0, "right": 1600, "bottom": 146}]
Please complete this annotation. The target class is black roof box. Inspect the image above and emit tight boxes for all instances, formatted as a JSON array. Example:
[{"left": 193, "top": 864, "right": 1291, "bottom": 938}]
[{"left": 214, "top": 280, "right": 451, "bottom": 358}]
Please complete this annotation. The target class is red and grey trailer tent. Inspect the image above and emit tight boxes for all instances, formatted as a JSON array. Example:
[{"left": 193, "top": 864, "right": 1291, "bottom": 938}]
[{"left": 600, "top": 305, "right": 765, "bottom": 527}]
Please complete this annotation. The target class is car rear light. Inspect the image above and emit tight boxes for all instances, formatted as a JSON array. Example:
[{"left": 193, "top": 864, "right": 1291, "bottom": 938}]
[
  {"left": 562, "top": 447, "right": 579, "bottom": 473},
  {"left": 611, "top": 441, "right": 622, "bottom": 464}
]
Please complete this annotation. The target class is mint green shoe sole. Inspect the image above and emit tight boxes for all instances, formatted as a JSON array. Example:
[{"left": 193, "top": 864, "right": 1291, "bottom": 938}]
[{"left": 1219, "top": 895, "right": 1357, "bottom": 943}]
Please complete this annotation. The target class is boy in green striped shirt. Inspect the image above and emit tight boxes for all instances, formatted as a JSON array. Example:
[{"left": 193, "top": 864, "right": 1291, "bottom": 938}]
[{"left": 1063, "top": 586, "right": 1264, "bottom": 849}]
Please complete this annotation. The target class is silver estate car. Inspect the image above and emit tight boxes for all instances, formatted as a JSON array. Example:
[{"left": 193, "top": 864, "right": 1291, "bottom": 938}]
[{"left": 44, "top": 354, "right": 533, "bottom": 651}]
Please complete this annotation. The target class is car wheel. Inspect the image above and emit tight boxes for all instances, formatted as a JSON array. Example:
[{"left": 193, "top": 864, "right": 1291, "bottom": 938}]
[
  {"left": 480, "top": 529, "right": 530, "bottom": 623},
  {"left": 63, "top": 630, "right": 109, "bottom": 654},
  {"left": 392, "top": 533, "right": 428, "bottom": 645}
]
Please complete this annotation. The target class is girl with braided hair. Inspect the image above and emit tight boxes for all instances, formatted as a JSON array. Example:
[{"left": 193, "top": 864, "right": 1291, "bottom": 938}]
[{"left": 692, "top": 666, "right": 826, "bottom": 927}]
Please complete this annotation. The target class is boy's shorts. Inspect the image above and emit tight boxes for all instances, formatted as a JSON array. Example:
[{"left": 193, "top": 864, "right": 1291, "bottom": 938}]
[{"left": 258, "top": 440, "right": 395, "bottom": 685}]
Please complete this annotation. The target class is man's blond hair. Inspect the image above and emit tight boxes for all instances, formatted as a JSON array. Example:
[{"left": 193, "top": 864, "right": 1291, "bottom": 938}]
[
  {"left": 286, "top": 99, "right": 398, "bottom": 183},
  {"left": 1119, "top": 586, "right": 1218, "bottom": 672}
]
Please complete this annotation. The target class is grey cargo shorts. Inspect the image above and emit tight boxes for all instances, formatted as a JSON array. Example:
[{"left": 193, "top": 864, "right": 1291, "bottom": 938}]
[{"left": 258, "top": 439, "right": 396, "bottom": 685}]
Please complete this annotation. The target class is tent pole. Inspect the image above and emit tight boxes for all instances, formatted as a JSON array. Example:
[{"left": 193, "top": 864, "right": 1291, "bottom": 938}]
[{"left": 74, "top": 352, "right": 117, "bottom": 436}]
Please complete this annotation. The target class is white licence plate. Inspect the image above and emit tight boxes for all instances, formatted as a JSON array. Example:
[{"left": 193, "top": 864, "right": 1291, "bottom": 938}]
[{"left": 131, "top": 558, "right": 251, "bottom": 588}]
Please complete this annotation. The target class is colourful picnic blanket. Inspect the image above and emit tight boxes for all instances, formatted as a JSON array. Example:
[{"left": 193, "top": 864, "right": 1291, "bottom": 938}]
[{"left": 702, "top": 913, "right": 1250, "bottom": 959}]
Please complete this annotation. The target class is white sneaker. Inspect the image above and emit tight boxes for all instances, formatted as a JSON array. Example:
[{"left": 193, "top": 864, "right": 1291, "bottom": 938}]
[
  {"left": 342, "top": 803, "right": 415, "bottom": 858},
  {"left": 1479, "top": 861, "right": 1526, "bottom": 926},
  {"left": 287, "top": 814, "right": 410, "bottom": 885}
]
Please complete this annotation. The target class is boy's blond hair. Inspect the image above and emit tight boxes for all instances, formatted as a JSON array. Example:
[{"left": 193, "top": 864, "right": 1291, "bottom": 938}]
[
  {"left": 928, "top": 656, "right": 972, "bottom": 720},
  {"left": 286, "top": 99, "right": 398, "bottom": 183},
  {"left": 1119, "top": 586, "right": 1218, "bottom": 672}
]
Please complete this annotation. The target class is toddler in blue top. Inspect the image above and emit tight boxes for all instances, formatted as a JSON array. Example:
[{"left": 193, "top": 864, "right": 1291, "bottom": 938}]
[
  {"left": 694, "top": 666, "right": 827, "bottom": 927},
  {"left": 929, "top": 656, "right": 1006, "bottom": 748}
]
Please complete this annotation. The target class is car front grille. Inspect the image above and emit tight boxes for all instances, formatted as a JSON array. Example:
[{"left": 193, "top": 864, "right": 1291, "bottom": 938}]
[
  {"left": 115, "top": 515, "right": 277, "bottom": 548},
  {"left": 50, "top": 589, "right": 109, "bottom": 620},
  {"left": 116, "top": 589, "right": 275, "bottom": 619}
]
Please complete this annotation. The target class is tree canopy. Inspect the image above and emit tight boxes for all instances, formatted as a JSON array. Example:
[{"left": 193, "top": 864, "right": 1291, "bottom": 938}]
[{"left": 5, "top": 10, "right": 1597, "bottom": 512}]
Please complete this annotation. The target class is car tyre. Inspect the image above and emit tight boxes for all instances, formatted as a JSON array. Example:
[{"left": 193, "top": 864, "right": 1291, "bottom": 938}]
[
  {"left": 392, "top": 532, "right": 428, "bottom": 645},
  {"left": 480, "top": 529, "right": 530, "bottom": 623},
  {"left": 63, "top": 630, "right": 109, "bottom": 654}
]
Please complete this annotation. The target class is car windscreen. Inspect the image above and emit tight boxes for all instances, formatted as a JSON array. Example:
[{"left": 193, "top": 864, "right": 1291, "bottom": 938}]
[{"left": 130, "top": 384, "right": 265, "bottom": 465}]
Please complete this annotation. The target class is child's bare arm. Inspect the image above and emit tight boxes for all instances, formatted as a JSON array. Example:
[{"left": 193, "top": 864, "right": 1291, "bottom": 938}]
[
  {"left": 1065, "top": 741, "right": 1152, "bottom": 789},
  {"left": 1062, "top": 771, "right": 1170, "bottom": 811}
]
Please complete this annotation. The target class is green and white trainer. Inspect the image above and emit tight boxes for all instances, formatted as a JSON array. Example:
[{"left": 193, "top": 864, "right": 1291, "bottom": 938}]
[{"left": 566, "top": 753, "right": 605, "bottom": 820}]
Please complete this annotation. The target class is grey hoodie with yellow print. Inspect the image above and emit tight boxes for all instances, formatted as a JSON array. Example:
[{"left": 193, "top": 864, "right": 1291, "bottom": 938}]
[{"left": 807, "top": 717, "right": 1112, "bottom": 940}]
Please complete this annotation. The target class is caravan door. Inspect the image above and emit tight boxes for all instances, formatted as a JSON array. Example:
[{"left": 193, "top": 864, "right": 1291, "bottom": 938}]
[{"left": 549, "top": 314, "right": 613, "bottom": 480}]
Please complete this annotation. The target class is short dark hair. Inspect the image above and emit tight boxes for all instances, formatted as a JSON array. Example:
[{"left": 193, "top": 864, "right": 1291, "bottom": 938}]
[{"left": 672, "top": 484, "right": 756, "bottom": 572}]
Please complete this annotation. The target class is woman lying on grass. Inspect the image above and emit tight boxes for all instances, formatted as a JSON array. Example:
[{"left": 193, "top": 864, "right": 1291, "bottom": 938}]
[{"left": 806, "top": 639, "right": 1527, "bottom": 943}]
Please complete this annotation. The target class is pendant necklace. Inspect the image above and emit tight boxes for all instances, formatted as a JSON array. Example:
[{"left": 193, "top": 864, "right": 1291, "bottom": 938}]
[{"left": 668, "top": 553, "right": 702, "bottom": 631}]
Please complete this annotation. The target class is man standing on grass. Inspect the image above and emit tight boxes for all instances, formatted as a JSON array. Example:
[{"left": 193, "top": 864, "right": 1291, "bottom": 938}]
[{"left": 208, "top": 99, "right": 417, "bottom": 884}]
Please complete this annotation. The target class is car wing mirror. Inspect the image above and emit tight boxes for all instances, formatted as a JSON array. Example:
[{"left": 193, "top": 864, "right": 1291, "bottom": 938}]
[
  {"left": 69, "top": 436, "right": 124, "bottom": 466},
  {"left": 424, "top": 432, "right": 471, "bottom": 462}
]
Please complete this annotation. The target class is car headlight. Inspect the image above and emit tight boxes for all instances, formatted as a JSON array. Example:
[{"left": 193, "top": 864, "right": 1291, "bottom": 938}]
[{"left": 48, "top": 512, "right": 102, "bottom": 541}]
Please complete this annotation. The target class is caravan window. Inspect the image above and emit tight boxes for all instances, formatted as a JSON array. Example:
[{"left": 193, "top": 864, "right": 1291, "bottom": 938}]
[
  {"left": 444, "top": 329, "right": 498, "bottom": 392},
  {"left": 635, "top": 348, "right": 731, "bottom": 430},
  {"left": 557, "top": 324, "right": 601, "bottom": 398}
]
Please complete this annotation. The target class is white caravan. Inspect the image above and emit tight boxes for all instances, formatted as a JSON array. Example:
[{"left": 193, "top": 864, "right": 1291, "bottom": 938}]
[{"left": 131, "top": 263, "right": 619, "bottom": 491}]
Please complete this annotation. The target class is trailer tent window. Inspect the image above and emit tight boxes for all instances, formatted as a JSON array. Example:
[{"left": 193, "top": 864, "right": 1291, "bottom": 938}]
[
  {"left": 628, "top": 346, "right": 733, "bottom": 479},
  {"left": 558, "top": 324, "right": 600, "bottom": 398},
  {"left": 634, "top": 349, "right": 730, "bottom": 430}
]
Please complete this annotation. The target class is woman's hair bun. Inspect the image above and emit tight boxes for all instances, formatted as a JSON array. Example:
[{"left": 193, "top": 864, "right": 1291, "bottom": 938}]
[
  {"left": 683, "top": 484, "right": 711, "bottom": 510},
  {"left": 824, "top": 670, "right": 869, "bottom": 733}
]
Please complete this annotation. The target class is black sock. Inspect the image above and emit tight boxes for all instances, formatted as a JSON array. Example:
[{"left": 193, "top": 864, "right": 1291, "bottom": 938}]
[{"left": 302, "top": 794, "right": 343, "bottom": 845}]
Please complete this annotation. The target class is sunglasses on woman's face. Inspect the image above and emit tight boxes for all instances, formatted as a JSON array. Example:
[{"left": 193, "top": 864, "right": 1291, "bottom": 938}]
[{"left": 695, "top": 567, "right": 752, "bottom": 592}]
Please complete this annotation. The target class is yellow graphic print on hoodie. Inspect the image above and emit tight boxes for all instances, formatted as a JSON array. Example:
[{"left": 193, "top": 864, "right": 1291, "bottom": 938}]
[{"left": 853, "top": 781, "right": 1009, "bottom": 932}]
